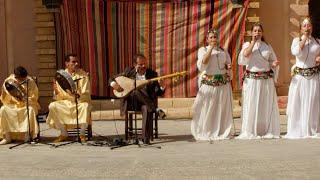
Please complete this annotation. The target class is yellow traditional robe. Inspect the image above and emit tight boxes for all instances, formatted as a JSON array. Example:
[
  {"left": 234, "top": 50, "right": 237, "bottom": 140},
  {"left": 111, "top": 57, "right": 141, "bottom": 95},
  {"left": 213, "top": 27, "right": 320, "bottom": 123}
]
[
  {"left": 46, "top": 69, "right": 91, "bottom": 130},
  {"left": 0, "top": 74, "right": 40, "bottom": 139}
]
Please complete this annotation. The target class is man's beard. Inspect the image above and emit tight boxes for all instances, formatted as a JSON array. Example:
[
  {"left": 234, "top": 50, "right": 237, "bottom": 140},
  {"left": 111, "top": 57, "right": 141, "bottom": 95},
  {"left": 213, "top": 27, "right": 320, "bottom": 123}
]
[{"left": 137, "top": 68, "right": 146, "bottom": 75}]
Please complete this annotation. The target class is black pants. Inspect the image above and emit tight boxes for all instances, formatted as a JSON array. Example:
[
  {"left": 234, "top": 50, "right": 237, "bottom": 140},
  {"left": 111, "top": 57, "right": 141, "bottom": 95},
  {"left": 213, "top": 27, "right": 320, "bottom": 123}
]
[{"left": 128, "top": 89, "right": 155, "bottom": 142}]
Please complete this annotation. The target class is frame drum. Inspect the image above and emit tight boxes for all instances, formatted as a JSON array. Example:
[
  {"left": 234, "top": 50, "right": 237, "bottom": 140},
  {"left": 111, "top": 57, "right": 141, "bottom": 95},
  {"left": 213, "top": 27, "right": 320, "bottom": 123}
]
[
  {"left": 55, "top": 69, "right": 76, "bottom": 93},
  {"left": 5, "top": 80, "right": 26, "bottom": 101}
]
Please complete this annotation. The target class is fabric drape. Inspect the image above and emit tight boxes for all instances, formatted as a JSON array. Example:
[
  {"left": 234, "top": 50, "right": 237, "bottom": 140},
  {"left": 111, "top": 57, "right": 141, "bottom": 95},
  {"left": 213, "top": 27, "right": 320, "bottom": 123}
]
[{"left": 56, "top": 0, "right": 249, "bottom": 97}]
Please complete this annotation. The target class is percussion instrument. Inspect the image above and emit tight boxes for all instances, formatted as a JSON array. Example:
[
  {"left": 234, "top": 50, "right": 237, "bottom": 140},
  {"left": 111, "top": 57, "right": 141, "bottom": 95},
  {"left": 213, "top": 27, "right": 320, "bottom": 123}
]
[
  {"left": 5, "top": 80, "right": 26, "bottom": 101},
  {"left": 55, "top": 69, "right": 76, "bottom": 93}
]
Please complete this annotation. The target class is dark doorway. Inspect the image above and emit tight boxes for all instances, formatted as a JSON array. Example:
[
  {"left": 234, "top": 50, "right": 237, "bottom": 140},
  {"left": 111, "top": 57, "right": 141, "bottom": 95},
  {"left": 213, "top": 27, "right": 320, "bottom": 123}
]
[{"left": 309, "top": 0, "right": 320, "bottom": 38}]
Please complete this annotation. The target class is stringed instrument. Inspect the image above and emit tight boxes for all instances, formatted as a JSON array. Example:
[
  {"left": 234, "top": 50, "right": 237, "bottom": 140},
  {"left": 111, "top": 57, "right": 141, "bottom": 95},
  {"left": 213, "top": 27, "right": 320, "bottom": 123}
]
[{"left": 113, "top": 71, "right": 187, "bottom": 98}]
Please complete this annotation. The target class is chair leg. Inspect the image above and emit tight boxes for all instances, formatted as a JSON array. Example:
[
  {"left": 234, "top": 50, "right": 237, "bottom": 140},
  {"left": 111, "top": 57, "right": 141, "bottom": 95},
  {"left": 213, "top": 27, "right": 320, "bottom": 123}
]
[
  {"left": 150, "top": 112, "right": 154, "bottom": 141},
  {"left": 87, "top": 114, "right": 93, "bottom": 140},
  {"left": 129, "top": 113, "right": 133, "bottom": 139},
  {"left": 87, "top": 124, "right": 92, "bottom": 140},
  {"left": 154, "top": 112, "right": 158, "bottom": 139},
  {"left": 125, "top": 112, "right": 129, "bottom": 141},
  {"left": 36, "top": 116, "right": 40, "bottom": 140}
]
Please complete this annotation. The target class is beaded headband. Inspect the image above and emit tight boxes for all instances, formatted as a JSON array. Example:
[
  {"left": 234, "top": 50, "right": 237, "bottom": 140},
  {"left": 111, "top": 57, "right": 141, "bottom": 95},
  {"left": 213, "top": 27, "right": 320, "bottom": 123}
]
[
  {"left": 207, "top": 29, "right": 218, "bottom": 35},
  {"left": 302, "top": 17, "right": 311, "bottom": 26}
]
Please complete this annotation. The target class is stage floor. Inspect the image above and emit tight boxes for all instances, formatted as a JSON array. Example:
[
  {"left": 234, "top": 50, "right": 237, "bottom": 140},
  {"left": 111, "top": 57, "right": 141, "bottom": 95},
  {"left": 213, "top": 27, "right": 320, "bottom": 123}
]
[{"left": 0, "top": 116, "right": 319, "bottom": 179}]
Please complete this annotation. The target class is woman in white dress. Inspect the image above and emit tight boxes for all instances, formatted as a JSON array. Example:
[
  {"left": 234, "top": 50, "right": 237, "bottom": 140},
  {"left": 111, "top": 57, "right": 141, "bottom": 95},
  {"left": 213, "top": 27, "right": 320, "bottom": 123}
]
[
  {"left": 237, "top": 23, "right": 280, "bottom": 139},
  {"left": 285, "top": 18, "right": 320, "bottom": 139},
  {"left": 191, "top": 29, "right": 233, "bottom": 141}
]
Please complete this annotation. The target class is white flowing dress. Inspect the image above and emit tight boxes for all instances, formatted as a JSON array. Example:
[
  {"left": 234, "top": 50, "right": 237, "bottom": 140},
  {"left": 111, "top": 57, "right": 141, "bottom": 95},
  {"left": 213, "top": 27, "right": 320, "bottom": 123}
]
[
  {"left": 285, "top": 37, "right": 320, "bottom": 139},
  {"left": 191, "top": 46, "right": 233, "bottom": 141},
  {"left": 237, "top": 40, "right": 280, "bottom": 139}
]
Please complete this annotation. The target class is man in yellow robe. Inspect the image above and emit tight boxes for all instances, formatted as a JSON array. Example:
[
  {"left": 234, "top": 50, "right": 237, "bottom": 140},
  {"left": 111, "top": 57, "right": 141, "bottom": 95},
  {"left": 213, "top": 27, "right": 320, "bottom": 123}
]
[
  {"left": 46, "top": 54, "right": 91, "bottom": 143},
  {"left": 0, "top": 66, "right": 40, "bottom": 145}
]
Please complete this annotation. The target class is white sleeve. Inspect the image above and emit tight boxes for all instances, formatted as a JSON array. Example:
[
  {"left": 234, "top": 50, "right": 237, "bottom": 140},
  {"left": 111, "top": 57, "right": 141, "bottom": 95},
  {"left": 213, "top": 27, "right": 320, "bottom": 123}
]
[
  {"left": 225, "top": 49, "right": 232, "bottom": 64},
  {"left": 317, "top": 38, "right": 320, "bottom": 55},
  {"left": 225, "top": 50, "right": 233, "bottom": 80},
  {"left": 268, "top": 45, "right": 277, "bottom": 62},
  {"left": 238, "top": 42, "right": 251, "bottom": 65},
  {"left": 268, "top": 45, "right": 279, "bottom": 83},
  {"left": 291, "top": 37, "right": 301, "bottom": 56},
  {"left": 197, "top": 47, "right": 208, "bottom": 71}
]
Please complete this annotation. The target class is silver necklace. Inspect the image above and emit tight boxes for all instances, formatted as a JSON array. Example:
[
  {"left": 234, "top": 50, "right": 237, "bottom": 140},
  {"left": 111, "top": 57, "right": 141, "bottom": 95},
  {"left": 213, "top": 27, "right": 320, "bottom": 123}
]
[
  {"left": 257, "top": 42, "right": 272, "bottom": 64},
  {"left": 302, "top": 38, "right": 314, "bottom": 80},
  {"left": 214, "top": 48, "right": 226, "bottom": 71}
]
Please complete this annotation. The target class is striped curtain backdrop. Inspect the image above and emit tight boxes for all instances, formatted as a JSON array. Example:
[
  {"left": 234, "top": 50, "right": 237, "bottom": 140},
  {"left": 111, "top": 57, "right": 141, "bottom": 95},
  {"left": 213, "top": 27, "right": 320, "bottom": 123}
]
[
  {"left": 56, "top": 0, "right": 108, "bottom": 97},
  {"left": 57, "top": 0, "right": 249, "bottom": 98}
]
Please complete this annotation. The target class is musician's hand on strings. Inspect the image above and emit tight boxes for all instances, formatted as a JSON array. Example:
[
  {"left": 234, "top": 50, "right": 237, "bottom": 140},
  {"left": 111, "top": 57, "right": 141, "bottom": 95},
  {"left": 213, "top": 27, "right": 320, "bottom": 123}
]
[
  {"left": 272, "top": 59, "right": 280, "bottom": 68},
  {"left": 159, "top": 79, "right": 166, "bottom": 90},
  {"left": 112, "top": 82, "right": 124, "bottom": 92}
]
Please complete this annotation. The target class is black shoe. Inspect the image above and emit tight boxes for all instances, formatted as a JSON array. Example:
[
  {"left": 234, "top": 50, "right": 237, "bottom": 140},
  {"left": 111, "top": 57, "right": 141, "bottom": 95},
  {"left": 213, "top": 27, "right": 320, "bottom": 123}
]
[{"left": 143, "top": 138, "right": 150, "bottom": 145}]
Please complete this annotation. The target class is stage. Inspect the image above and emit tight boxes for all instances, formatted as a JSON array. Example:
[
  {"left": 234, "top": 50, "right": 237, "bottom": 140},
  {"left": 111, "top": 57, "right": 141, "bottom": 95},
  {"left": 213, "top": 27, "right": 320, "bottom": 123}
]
[
  {"left": 90, "top": 96, "right": 288, "bottom": 120},
  {"left": 0, "top": 116, "right": 319, "bottom": 179}
]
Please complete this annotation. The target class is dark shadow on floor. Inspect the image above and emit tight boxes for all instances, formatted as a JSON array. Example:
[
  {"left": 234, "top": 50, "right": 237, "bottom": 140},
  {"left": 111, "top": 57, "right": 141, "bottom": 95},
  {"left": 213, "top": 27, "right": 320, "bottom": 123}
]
[{"left": 152, "top": 134, "right": 195, "bottom": 144}]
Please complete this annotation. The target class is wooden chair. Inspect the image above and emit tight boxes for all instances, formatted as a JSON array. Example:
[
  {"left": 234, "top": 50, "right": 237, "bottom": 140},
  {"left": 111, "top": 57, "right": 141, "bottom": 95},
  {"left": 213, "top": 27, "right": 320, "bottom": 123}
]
[
  {"left": 31, "top": 76, "right": 93, "bottom": 140},
  {"left": 67, "top": 72, "right": 93, "bottom": 140},
  {"left": 66, "top": 115, "right": 93, "bottom": 140},
  {"left": 125, "top": 99, "right": 159, "bottom": 141},
  {"left": 36, "top": 112, "right": 93, "bottom": 140}
]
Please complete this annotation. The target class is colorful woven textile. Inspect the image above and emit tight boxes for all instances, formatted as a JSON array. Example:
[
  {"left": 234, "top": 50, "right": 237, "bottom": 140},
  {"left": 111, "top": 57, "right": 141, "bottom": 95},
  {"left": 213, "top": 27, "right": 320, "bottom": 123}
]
[
  {"left": 292, "top": 66, "right": 320, "bottom": 77},
  {"left": 201, "top": 73, "right": 231, "bottom": 87},
  {"left": 57, "top": 0, "right": 249, "bottom": 97},
  {"left": 244, "top": 70, "right": 274, "bottom": 80}
]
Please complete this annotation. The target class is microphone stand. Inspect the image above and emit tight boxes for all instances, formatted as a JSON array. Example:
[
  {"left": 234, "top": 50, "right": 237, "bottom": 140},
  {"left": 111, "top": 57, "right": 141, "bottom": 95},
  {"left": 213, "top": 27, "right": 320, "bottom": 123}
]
[
  {"left": 110, "top": 72, "right": 140, "bottom": 150},
  {"left": 54, "top": 80, "right": 82, "bottom": 148},
  {"left": 126, "top": 71, "right": 140, "bottom": 146},
  {"left": 133, "top": 75, "right": 140, "bottom": 145},
  {"left": 10, "top": 78, "right": 54, "bottom": 149}
]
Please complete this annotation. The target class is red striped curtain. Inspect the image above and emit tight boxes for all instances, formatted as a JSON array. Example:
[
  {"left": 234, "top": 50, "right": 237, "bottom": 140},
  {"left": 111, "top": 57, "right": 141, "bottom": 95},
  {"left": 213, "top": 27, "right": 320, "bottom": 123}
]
[
  {"left": 56, "top": 0, "right": 108, "bottom": 97},
  {"left": 57, "top": 0, "right": 249, "bottom": 98}
]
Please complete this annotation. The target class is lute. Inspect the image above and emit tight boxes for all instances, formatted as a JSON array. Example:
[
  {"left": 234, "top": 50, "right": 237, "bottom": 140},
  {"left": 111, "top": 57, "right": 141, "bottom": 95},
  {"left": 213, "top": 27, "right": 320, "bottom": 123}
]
[{"left": 113, "top": 71, "right": 187, "bottom": 98}]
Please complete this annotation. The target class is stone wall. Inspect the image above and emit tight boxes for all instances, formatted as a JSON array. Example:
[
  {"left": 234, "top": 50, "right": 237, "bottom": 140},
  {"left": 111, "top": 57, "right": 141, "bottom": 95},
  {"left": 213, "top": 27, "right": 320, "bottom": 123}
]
[
  {"left": 34, "top": 0, "right": 56, "bottom": 112},
  {"left": 257, "top": 0, "right": 309, "bottom": 96},
  {"left": 0, "top": 0, "right": 37, "bottom": 86},
  {"left": 289, "top": 0, "right": 308, "bottom": 63}
]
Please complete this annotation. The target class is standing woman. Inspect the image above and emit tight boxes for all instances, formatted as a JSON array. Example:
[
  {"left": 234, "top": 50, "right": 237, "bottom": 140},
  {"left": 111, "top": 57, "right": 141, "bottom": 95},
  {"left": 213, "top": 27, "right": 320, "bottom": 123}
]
[
  {"left": 285, "top": 18, "right": 320, "bottom": 139},
  {"left": 237, "top": 23, "right": 280, "bottom": 139},
  {"left": 191, "top": 29, "right": 233, "bottom": 141}
]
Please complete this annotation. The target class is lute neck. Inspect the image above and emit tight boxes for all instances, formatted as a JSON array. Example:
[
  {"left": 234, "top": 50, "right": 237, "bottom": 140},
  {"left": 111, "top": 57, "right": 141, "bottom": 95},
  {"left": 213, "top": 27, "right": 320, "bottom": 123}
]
[{"left": 149, "top": 71, "right": 187, "bottom": 82}]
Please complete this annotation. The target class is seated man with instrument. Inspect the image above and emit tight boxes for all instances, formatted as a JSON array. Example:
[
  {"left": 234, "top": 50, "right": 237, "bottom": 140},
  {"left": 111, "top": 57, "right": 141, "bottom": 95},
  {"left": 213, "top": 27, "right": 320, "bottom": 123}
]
[
  {"left": 110, "top": 54, "right": 165, "bottom": 144},
  {"left": 0, "top": 66, "right": 40, "bottom": 145},
  {"left": 46, "top": 53, "right": 91, "bottom": 143}
]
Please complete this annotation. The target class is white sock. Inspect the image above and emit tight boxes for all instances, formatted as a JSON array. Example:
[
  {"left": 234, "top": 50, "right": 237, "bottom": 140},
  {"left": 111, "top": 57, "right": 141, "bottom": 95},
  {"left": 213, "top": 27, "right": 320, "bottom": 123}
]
[
  {"left": 56, "top": 123, "right": 68, "bottom": 136},
  {"left": 80, "top": 124, "right": 87, "bottom": 136},
  {"left": 5, "top": 132, "right": 11, "bottom": 141},
  {"left": 60, "top": 127, "right": 68, "bottom": 136},
  {"left": 24, "top": 132, "right": 30, "bottom": 141}
]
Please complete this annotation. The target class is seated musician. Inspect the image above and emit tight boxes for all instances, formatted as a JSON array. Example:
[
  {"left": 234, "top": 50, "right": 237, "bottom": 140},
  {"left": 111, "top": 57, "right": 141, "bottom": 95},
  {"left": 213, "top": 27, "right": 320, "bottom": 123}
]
[
  {"left": 109, "top": 54, "right": 165, "bottom": 144},
  {"left": 46, "top": 53, "right": 91, "bottom": 143},
  {"left": 0, "top": 66, "right": 40, "bottom": 145}
]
